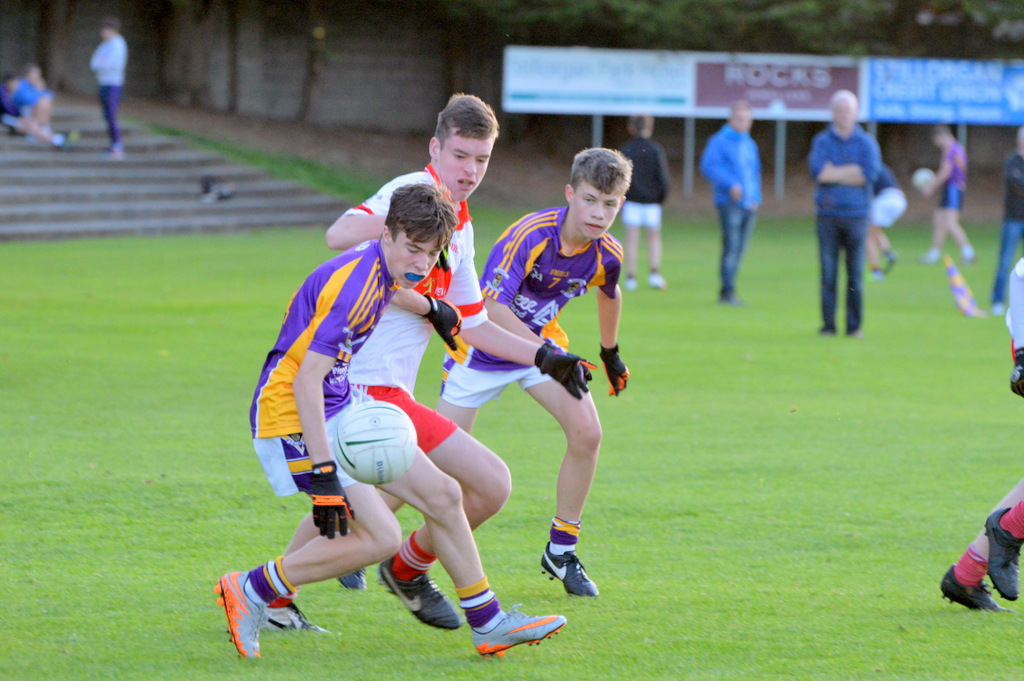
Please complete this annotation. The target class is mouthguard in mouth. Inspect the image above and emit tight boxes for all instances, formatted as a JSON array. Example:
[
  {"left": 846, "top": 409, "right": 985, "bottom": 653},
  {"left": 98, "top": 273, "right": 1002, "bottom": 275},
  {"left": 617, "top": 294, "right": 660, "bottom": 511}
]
[{"left": 405, "top": 272, "right": 426, "bottom": 282}]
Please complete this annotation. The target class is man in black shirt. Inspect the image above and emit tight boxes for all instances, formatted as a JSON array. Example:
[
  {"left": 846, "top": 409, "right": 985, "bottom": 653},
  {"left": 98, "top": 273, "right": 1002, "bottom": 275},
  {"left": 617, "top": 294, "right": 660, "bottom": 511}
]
[
  {"left": 990, "top": 126, "right": 1024, "bottom": 316},
  {"left": 619, "top": 115, "right": 672, "bottom": 290}
]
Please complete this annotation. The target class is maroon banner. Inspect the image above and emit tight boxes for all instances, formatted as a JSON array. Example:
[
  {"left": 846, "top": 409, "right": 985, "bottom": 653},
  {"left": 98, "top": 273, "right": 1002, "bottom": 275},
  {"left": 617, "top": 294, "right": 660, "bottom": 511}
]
[{"left": 695, "top": 60, "right": 860, "bottom": 116}]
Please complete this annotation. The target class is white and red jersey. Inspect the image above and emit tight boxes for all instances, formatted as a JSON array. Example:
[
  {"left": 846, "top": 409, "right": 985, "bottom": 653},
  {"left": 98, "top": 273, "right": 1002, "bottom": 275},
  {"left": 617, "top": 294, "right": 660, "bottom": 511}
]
[{"left": 346, "top": 165, "right": 488, "bottom": 393}]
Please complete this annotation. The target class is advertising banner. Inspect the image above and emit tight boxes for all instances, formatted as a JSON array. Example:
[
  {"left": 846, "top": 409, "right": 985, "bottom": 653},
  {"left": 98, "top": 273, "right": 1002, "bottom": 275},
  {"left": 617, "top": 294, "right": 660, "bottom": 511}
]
[
  {"left": 868, "top": 58, "right": 1024, "bottom": 125},
  {"left": 502, "top": 46, "right": 694, "bottom": 116},
  {"left": 692, "top": 54, "right": 861, "bottom": 121}
]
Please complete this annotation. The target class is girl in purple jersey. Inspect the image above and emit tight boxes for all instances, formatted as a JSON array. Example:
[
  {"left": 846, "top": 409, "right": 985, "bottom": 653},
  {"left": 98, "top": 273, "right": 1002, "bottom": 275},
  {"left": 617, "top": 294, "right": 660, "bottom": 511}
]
[{"left": 919, "top": 124, "right": 975, "bottom": 265}]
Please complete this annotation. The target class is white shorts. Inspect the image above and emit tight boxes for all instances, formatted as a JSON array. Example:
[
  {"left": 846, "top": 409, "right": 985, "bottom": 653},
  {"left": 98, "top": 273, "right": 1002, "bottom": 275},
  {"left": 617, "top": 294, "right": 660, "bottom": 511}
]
[
  {"left": 440, "top": 361, "right": 552, "bottom": 408},
  {"left": 870, "top": 188, "right": 907, "bottom": 228},
  {"left": 254, "top": 390, "right": 375, "bottom": 495},
  {"left": 621, "top": 201, "right": 662, "bottom": 230}
]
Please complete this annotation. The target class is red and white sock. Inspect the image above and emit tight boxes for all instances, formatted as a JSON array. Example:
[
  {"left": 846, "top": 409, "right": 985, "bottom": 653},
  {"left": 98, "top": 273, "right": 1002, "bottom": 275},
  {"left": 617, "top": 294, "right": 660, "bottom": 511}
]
[{"left": 392, "top": 530, "right": 437, "bottom": 581}]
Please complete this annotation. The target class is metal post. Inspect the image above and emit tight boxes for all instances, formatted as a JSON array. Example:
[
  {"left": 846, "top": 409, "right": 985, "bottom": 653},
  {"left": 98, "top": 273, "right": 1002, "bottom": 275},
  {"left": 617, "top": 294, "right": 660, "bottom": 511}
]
[
  {"left": 592, "top": 115, "right": 604, "bottom": 148},
  {"left": 957, "top": 122, "right": 967, "bottom": 147},
  {"left": 684, "top": 117, "right": 695, "bottom": 197},
  {"left": 867, "top": 120, "right": 878, "bottom": 138},
  {"left": 774, "top": 120, "right": 787, "bottom": 201}
]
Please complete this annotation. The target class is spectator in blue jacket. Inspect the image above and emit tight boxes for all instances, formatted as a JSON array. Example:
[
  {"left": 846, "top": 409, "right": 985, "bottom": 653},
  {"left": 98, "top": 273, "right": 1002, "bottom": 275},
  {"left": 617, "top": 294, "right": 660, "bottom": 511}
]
[
  {"left": 808, "top": 90, "right": 881, "bottom": 338},
  {"left": 700, "top": 100, "right": 761, "bottom": 306}
]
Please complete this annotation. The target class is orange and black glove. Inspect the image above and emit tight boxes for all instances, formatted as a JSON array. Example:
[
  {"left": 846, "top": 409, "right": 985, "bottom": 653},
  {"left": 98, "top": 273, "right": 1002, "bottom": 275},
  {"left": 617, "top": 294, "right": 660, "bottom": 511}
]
[
  {"left": 423, "top": 296, "right": 463, "bottom": 351},
  {"left": 310, "top": 461, "right": 355, "bottom": 538},
  {"left": 600, "top": 344, "right": 630, "bottom": 396},
  {"left": 535, "top": 342, "right": 593, "bottom": 400}
]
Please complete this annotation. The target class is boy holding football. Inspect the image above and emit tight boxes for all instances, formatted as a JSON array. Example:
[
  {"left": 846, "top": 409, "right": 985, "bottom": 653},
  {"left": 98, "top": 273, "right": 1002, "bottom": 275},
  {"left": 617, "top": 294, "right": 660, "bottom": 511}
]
[
  {"left": 215, "top": 182, "right": 567, "bottom": 659},
  {"left": 438, "top": 147, "right": 633, "bottom": 597},
  {"left": 320, "top": 94, "right": 595, "bottom": 630}
]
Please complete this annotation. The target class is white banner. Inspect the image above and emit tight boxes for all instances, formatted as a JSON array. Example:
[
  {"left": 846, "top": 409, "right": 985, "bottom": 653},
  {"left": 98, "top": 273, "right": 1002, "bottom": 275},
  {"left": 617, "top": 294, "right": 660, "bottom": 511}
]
[{"left": 502, "top": 46, "right": 694, "bottom": 116}]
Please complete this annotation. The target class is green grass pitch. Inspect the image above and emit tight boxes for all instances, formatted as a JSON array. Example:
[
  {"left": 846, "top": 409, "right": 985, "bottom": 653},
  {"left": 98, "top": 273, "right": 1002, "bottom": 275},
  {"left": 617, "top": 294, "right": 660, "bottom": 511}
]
[{"left": 3, "top": 204, "right": 1024, "bottom": 679}]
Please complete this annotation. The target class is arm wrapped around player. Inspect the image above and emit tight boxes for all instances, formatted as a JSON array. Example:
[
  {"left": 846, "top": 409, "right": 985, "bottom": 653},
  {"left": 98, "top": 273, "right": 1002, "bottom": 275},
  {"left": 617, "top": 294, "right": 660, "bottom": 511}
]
[
  {"left": 422, "top": 296, "right": 462, "bottom": 351},
  {"left": 535, "top": 342, "right": 593, "bottom": 399},
  {"left": 600, "top": 344, "right": 630, "bottom": 396},
  {"left": 310, "top": 461, "right": 355, "bottom": 538},
  {"left": 1012, "top": 348, "right": 1024, "bottom": 399}
]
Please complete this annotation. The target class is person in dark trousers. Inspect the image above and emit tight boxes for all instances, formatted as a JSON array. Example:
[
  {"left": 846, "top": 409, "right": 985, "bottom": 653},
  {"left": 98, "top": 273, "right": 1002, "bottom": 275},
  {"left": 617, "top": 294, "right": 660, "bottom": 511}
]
[
  {"left": 700, "top": 100, "right": 761, "bottom": 306},
  {"left": 808, "top": 90, "right": 880, "bottom": 339},
  {"left": 990, "top": 125, "right": 1024, "bottom": 316},
  {"left": 619, "top": 114, "right": 671, "bottom": 290}
]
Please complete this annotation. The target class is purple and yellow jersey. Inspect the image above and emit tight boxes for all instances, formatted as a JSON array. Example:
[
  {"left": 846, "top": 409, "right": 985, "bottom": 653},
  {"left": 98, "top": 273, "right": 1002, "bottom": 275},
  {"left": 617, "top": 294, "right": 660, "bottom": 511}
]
[
  {"left": 250, "top": 240, "right": 396, "bottom": 438},
  {"left": 946, "top": 141, "right": 967, "bottom": 190},
  {"left": 465, "top": 206, "right": 623, "bottom": 371}
]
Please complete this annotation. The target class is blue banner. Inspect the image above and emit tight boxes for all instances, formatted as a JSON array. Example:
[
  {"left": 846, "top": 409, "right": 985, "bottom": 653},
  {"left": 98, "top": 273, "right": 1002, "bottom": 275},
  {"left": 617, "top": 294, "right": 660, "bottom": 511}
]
[{"left": 867, "top": 58, "right": 1024, "bottom": 125}]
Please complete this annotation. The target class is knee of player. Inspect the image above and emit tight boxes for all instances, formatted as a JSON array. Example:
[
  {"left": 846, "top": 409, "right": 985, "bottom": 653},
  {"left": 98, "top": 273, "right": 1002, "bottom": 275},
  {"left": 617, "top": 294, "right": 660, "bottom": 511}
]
[
  {"left": 565, "top": 419, "right": 602, "bottom": 452},
  {"left": 468, "top": 463, "right": 511, "bottom": 518},
  {"left": 365, "top": 519, "right": 403, "bottom": 561}
]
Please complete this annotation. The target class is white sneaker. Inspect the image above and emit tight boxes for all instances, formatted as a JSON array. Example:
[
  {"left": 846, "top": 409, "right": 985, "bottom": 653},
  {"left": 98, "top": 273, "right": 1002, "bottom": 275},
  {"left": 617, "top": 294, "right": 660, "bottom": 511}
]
[
  {"left": 648, "top": 273, "right": 668, "bottom": 290},
  {"left": 623, "top": 276, "right": 638, "bottom": 291},
  {"left": 992, "top": 302, "right": 1006, "bottom": 316},
  {"left": 918, "top": 251, "right": 940, "bottom": 265}
]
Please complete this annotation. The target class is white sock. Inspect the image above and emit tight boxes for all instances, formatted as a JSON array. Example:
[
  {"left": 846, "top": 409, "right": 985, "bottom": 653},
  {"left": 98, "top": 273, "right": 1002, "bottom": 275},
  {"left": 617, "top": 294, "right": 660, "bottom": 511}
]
[{"left": 51, "top": 133, "right": 65, "bottom": 147}]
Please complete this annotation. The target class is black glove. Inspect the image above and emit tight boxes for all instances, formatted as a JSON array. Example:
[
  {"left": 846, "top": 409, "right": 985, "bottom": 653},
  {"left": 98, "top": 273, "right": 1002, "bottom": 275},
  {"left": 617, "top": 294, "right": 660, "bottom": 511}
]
[
  {"left": 310, "top": 461, "right": 354, "bottom": 538},
  {"left": 1012, "top": 348, "right": 1024, "bottom": 399},
  {"left": 423, "top": 296, "right": 462, "bottom": 351},
  {"left": 535, "top": 343, "right": 593, "bottom": 400},
  {"left": 600, "top": 344, "right": 630, "bottom": 396}
]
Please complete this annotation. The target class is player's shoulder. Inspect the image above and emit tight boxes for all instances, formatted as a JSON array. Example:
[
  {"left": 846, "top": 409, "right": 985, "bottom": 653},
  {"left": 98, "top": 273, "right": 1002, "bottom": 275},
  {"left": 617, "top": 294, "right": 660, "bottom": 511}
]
[
  {"left": 597, "top": 231, "right": 625, "bottom": 261},
  {"left": 503, "top": 207, "right": 563, "bottom": 243},
  {"left": 379, "top": 169, "right": 433, "bottom": 195}
]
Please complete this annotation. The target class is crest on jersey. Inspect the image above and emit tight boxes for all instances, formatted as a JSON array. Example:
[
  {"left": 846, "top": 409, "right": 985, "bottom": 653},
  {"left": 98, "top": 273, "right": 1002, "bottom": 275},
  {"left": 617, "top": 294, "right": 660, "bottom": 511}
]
[
  {"left": 562, "top": 279, "right": 586, "bottom": 298},
  {"left": 490, "top": 267, "right": 508, "bottom": 290}
]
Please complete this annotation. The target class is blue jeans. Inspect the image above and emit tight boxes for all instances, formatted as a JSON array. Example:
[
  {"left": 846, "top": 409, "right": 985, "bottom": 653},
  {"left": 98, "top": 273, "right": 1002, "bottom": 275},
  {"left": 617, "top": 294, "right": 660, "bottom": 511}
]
[
  {"left": 816, "top": 214, "right": 868, "bottom": 333},
  {"left": 718, "top": 203, "right": 757, "bottom": 297},
  {"left": 992, "top": 219, "right": 1024, "bottom": 305},
  {"left": 99, "top": 85, "right": 122, "bottom": 149}
]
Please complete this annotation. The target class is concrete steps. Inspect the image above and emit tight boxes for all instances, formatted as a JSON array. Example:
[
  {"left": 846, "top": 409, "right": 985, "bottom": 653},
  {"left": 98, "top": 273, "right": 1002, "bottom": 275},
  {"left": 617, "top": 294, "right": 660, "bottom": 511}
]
[{"left": 0, "top": 104, "right": 350, "bottom": 241}]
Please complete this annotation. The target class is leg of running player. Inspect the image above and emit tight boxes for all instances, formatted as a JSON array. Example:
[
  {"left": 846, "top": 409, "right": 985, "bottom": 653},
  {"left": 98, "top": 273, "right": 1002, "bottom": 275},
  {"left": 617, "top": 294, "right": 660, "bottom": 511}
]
[
  {"left": 381, "top": 448, "right": 566, "bottom": 652},
  {"left": 525, "top": 379, "right": 603, "bottom": 596}
]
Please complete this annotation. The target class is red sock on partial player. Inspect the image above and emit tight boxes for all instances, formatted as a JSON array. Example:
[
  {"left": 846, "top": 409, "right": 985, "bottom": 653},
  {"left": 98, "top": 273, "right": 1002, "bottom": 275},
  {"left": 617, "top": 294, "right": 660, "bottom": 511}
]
[
  {"left": 953, "top": 543, "right": 988, "bottom": 587},
  {"left": 998, "top": 501, "right": 1024, "bottom": 539},
  {"left": 392, "top": 529, "right": 437, "bottom": 581}
]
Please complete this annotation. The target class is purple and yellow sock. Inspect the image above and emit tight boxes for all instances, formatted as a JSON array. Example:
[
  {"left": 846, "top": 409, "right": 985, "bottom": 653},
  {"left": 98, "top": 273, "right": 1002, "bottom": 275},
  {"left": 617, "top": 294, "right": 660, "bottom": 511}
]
[
  {"left": 457, "top": 577, "right": 502, "bottom": 631},
  {"left": 549, "top": 516, "right": 581, "bottom": 555},
  {"left": 244, "top": 556, "right": 296, "bottom": 605}
]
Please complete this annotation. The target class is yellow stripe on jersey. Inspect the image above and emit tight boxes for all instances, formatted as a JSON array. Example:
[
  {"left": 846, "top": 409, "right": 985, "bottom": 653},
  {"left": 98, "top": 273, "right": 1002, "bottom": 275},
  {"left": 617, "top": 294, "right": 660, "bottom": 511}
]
[
  {"left": 287, "top": 458, "right": 312, "bottom": 474},
  {"left": 345, "top": 259, "right": 385, "bottom": 336},
  {"left": 491, "top": 210, "right": 560, "bottom": 276}
]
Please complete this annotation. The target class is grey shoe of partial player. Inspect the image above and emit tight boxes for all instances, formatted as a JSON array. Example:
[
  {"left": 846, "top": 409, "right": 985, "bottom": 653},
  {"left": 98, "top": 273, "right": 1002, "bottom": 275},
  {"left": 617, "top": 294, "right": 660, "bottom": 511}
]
[
  {"left": 541, "top": 547, "right": 598, "bottom": 597},
  {"left": 986, "top": 508, "right": 1024, "bottom": 601},
  {"left": 377, "top": 557, "right": 462, "bottom": 630},
  {"left": 940, "top": 565, "right": 1012, "bottom": 612},
  {"left": 215, "top": 572, "right": 269, "bottom": 658},
  {"left": 337, "top": 567, "right": 367, "bottom": 590},
  {"left": 472, "top": 605, "right": 566, "bottom": 657},
  {"left": 264, "top": 601, "right": 330, "bottom": 632}
]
